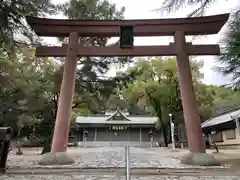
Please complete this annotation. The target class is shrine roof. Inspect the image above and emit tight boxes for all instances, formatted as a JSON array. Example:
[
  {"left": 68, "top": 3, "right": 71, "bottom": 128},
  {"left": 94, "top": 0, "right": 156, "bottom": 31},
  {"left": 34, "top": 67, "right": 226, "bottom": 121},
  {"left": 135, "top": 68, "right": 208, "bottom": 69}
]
[
  {"left": 201, "top": 108, "right": 240, "bottom": 128},
  {"left": 75, "top": 110, "right": 157, "bottom": 124}
]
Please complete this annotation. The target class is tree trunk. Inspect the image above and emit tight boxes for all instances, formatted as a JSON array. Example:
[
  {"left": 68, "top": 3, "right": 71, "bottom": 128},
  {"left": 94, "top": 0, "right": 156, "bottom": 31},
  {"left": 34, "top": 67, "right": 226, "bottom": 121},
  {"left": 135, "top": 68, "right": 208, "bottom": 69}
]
[
  {"left": 168, "top": 121, "right": 171, "bottom": 143},
  {"left": 41, "top": 120, "right": 55, "bottom": 155},
  {"left": 41, "top": 105, "right": 57, "bottom": 155},
  {"left": 41, "top": 140, "right": 51, "bottom": 155},
  {"left": 155, "top": 106, "right": 168, "bottom": 147},
  {"left": 162, "top": 127, "right": 168, "bottom": 147},
  {"left": 41, "top": 131, "right": 53, "bottom": 154}
]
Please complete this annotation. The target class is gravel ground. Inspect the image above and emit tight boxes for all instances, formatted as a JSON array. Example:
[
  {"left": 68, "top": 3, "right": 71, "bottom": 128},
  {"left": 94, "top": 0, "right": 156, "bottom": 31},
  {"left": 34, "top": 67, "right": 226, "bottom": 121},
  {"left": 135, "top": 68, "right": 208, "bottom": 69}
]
[
  {"left": 2, "top": 147, "right": 239, "bottom": 180},
  {"left": 6, "top": 147, "right": 228, "bottom": 169}
]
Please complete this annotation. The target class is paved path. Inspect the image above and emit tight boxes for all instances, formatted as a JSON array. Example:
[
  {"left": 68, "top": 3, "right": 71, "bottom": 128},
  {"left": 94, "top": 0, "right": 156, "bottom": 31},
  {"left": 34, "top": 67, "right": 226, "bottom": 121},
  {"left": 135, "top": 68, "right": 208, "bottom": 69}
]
[
  {"left": 4, "top": 147, "right": 237, "bottom": 179},
  {"left": 72, "top": 147, "right": 190, "bottom": 168},
  {"left": 7, "top": 147, "right": 227, "bottom": 169}
]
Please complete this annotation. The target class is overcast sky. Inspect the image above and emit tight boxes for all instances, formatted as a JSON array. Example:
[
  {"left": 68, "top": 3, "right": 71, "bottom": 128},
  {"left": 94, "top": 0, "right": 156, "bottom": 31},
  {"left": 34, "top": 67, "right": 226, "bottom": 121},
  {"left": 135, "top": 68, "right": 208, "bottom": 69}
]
[{"left": 47, "top": 0, "right": 239, "bottom": 85}]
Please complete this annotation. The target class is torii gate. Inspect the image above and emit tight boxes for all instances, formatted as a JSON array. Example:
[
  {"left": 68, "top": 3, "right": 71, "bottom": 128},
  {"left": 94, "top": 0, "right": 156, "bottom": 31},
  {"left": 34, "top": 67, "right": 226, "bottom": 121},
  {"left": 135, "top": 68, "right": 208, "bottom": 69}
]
[{"left": 26, "top": 13, "right": 229, "bottom": 165}]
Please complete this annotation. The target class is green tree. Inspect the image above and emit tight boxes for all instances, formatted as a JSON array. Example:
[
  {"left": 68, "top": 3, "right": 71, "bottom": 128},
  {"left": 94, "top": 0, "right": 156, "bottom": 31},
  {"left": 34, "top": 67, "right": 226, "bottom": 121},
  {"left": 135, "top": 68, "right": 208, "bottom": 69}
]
[
  {"left": 0, "top": 45, "right": 55, "bottom": 133},
  {"left": 121, "top": 57, "right": 212, "bottom": 146},
  {"left": 217, "top": 12, "right": 240, "bottom": 87},
  {"left": 159, "top": 0, "right": 240, "bottom": 88},
  {"left": 0, "top": 1, "right": 62, "bottom": 151},
  {"left": 0, "top": 0, "right": 58, "bottom": 49},
  {"left": 195, "top": 84, "right": 215, "bottom": 121},
  {"left": 160, "top": 0, "right": 229, "bottom": 17},
  {"left": 59, "top": 0, "right": 131, "bottom": 114},
  {"left": 207, "top": 85, "right": 240, "bottom": 115},
  {"left": 0, "top": 43, "right": 61, "bottom": 154},
  {"left": 36, "top": 0, "right": 131, "bottom": 153}
]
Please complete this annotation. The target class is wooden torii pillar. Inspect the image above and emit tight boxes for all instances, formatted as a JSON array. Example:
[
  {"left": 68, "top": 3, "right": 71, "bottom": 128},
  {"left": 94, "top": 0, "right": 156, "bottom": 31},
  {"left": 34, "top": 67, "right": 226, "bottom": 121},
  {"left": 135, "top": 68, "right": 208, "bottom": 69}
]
[{"left": 26, "top": 14, "right": 229, "bottom": 163}]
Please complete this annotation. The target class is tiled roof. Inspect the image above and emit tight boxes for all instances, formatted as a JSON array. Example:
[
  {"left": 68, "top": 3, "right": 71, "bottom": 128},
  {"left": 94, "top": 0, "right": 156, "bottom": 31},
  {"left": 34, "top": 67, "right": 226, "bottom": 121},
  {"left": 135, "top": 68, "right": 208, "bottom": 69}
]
[
  {"left": 75, "top": 116, "right": 157, "bottom": 124},
  {"left": 201, "top": 109, "right": 240, "bottom": 128},
  {"left": 105, "top": 109, "right": 131, "bottom": 121},
  {"left": 75, "top": 109, "right": 158, "bottom": 124}
]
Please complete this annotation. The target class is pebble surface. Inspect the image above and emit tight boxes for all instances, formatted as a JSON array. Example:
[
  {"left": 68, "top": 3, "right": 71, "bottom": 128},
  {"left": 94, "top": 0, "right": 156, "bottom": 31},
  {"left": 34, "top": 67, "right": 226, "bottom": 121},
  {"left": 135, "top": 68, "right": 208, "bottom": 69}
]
[
  {"left": 3, "top": 147, "right": 238, "bottom": 180},
  {"left": 6, "top": 147, "right": 227, "bottom": 169}
]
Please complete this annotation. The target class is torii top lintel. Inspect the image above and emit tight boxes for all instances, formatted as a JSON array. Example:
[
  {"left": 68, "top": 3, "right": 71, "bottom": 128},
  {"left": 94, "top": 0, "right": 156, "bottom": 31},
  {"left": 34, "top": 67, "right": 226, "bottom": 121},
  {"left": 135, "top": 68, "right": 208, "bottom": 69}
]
[{"left": 26, "top": 14, "right": 229, "bottom": 37}]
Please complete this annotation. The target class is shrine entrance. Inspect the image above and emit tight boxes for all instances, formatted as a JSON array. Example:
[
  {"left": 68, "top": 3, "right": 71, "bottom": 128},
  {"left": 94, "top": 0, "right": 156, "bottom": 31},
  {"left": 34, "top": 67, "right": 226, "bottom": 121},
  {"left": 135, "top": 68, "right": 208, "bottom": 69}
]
[{"left": 26, "top": 13, "right": 229, "bottom": 154}]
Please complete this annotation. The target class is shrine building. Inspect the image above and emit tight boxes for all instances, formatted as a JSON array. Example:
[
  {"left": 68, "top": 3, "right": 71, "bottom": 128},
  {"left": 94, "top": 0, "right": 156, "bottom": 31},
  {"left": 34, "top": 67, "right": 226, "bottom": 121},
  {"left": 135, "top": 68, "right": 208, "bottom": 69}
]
[{"left": 75, "top": 109, "right": 163, "bottom": 145}]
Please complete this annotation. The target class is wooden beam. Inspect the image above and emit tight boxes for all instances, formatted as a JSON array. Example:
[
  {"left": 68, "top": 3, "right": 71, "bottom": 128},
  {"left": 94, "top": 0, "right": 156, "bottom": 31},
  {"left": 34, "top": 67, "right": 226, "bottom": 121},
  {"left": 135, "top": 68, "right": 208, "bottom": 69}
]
[
  {"left": 26, "top": 14, "right": 229, "bottom": 37},
  {"left": 35, "top": 43, "right": 220, "bottom": 57}
]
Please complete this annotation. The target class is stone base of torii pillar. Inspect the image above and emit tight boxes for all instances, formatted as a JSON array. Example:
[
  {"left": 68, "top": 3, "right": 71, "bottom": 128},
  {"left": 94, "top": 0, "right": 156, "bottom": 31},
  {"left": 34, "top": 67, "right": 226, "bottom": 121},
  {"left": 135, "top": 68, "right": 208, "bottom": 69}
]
[
  {"left": 38, "top": 152, "right": 74, "bottom": 166},
  {"left": 180, "top": 152, "right": 220, "bottom": 166}
]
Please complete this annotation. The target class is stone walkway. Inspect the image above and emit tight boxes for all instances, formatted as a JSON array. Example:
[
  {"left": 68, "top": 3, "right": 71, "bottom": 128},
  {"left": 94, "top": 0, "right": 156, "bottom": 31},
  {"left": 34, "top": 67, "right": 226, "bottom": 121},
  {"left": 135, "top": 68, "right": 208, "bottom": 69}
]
[
  {"left": 7, "top": 147, "right": 227, "bottom": 169},
  {"left": 4, "top": 147, "right": 237, "bottom": 179},
  {"left": 72, "top": 147, "right": 190, "bottom": 168}
]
